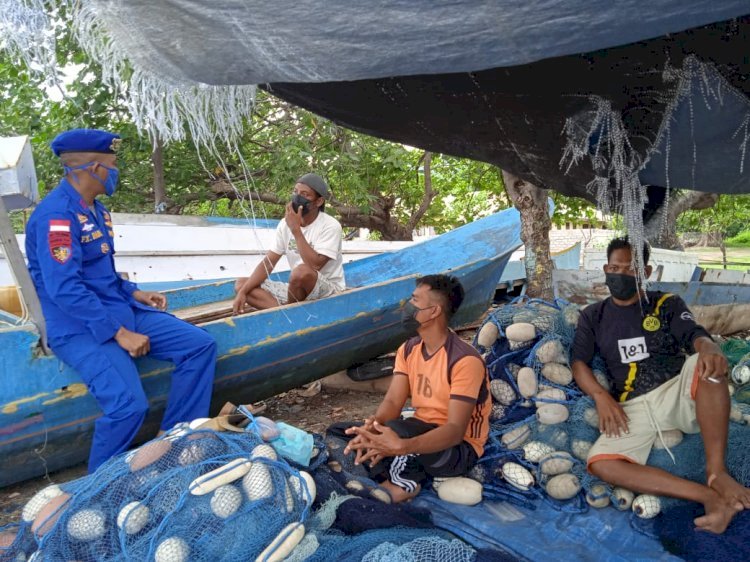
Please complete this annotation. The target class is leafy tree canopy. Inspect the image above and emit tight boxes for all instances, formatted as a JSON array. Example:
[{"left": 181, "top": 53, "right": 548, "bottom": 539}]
[{"left": 1, "top": 17, "right": 597, "bottom": 239}]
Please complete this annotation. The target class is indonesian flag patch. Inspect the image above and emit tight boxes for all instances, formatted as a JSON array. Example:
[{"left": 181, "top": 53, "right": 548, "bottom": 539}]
[{"left": 48, "top": 219, "right": 72, "bottom": 264}]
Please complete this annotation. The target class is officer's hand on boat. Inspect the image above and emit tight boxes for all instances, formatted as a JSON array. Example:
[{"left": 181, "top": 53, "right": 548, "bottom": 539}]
[
  {"left": 115, "top": 326, "right": 151, "bottom": 358},
  {"left": 132, "top": 290, "right": 168, "bottom": 310}
]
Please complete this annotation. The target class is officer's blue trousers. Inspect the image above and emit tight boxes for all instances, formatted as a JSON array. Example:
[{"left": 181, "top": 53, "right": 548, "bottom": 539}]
[{"left": 51, "top": 308, "right": 217, "bottom": 473}]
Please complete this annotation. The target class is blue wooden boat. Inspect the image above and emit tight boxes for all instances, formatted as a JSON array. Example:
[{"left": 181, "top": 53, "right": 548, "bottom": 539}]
[
  {"left": 496, "top": 242, "right": 581, "bottom": 292},
  {"left": 0, "top": 206, "right": 525, "bottom": 486}
]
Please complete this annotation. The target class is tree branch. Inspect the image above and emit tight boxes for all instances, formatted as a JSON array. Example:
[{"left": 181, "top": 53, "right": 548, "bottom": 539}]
[
  {"left": 644, "top": 190, "right": 719, "bottom": 248},
  {"left": 407, "top": 151, "right": 436, "bottom": 231}
]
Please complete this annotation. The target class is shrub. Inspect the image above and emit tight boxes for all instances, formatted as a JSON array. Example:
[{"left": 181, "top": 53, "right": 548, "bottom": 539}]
[{"left": 725, "top": 230, "right": 750, "bottom": 247}]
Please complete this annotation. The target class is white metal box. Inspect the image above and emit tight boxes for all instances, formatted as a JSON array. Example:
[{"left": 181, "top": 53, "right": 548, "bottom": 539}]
[{"left": 0, "top": 136, "right": 39, "bottom": 210}]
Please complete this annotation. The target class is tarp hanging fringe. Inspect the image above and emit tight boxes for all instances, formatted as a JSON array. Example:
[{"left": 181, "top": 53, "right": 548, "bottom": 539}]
[
  {"left": 1, "top": 0, "right": 256, "bottom": 148},
  {"left": 559, "top": 56, "right": 740, "bottom": 281},
  {"left": 560, "top": 96, "right": 649, "bottom": 284}
]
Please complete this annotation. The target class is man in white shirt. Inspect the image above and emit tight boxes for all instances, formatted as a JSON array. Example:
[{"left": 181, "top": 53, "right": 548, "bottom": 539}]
[{"left": 232, "top": 173, "right": 345, "bottom": 313}]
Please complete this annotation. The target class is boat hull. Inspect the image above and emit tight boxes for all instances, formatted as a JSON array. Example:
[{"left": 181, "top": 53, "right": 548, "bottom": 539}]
[{"left": 0, "top": 206, "right": 525, "bottom": 486}]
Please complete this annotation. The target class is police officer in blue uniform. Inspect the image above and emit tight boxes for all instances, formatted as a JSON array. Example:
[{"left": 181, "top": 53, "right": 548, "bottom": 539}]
[{"left": 25, "top": 129, "right": 217, "bottom": 473}]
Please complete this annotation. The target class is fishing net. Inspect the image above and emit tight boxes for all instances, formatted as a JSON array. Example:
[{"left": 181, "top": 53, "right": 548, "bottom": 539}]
[
  {"left": 1, "top": 418, "right": 314, "bottom": 562},
  {"left": 0, "top": 522, "right": 36, "bottom": 562},
  {"left": 474, "top": 297, "right": 750, "bottom": 525},
  {"left": 1, "top": 415, "right": 485, "bottom": 562},
  {"left": 321, "top": 430, "right": 396, "bottom": 504},
  {"left": 299, "top": 527, "right": 476, "bottom": 562},
  {"left": 721, "top": 339, "right": 750, "bottom": 404},
  {"left": 720, "top": 339, "right": 750, "bottom": 367},
  {"left": 361, "top": 536, "right": 476, "bottom": 562}
]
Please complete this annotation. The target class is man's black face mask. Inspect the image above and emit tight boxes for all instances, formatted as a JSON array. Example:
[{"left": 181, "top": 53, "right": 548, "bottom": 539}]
[
  {"left": 400, "top": 302, "right": 436, "bottom": 336},
  {"left": 605, "top": 272, "right": 639, "bottom": 300},
  {"left": 291, "top": 194, "right": 314, "bottom": 215}
]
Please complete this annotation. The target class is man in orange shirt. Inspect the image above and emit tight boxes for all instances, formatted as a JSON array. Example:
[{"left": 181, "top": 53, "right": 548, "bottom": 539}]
[{"left": 333, "top": 274, "right": 491, "bottom": 503}]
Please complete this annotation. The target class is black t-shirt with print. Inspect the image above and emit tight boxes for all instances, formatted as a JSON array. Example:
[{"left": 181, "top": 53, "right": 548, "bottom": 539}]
[{"left": 571, "top": 291, "right": 711, "bottom": 401}]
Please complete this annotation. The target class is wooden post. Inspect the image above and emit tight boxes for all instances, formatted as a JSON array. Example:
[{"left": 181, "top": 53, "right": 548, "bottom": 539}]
[
  {"left": 152, "top": 134, "right": 167, "bottom": 213},
  {"left": 0, "top": 196, "right": 48, "bottom": 351}
]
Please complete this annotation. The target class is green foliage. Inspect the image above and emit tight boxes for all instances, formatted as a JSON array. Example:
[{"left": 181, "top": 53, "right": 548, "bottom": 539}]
[
  {"left": 0, "top": 22, "right": 146, "bottom": 208},
  {"left": 549, "top": 192, "right": 599, "bottom": 228},
  {"left": 725, "top": 230, "right": 750, "bottom": 247},
  {"left": 677, "top": 194, "right": 750, "bottom": 239},
  {"left": 1, "top": 9, "right": 588, "bottom": 239}
]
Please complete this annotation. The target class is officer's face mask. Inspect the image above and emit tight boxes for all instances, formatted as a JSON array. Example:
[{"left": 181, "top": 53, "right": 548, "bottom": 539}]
[
  {"left": 291, "top": 193, "right": 316, "bottom": 215},
  {"left": 605, "top": 273, "right": 639, "bottom": 301},
  {"left": 401, "top": 302, "right": 437, "bottom": 336},
  {"left": 97, "top": 164, "right": 120, "bottom": 197},
  {"left": 65, "top": 162, "right": 120, "bottom": 196}
]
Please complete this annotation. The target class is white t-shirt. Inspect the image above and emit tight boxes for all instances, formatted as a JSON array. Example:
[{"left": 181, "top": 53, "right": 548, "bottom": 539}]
[{"left": 271, "top": 211, "right": 345, "bottom": 291}]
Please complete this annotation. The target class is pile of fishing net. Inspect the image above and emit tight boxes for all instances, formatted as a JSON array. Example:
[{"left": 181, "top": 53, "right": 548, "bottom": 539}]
[
  {"left": 0, "top": 419, "right": 314, "bottom": 562},
  {"left": 0, "top": 412, "right": 504, "bottom": 562},
  {"left": 721, "top": 338, "right": 750, "bottom": 404},
  {"left": 471, "top": 297, "right": 750, "bottom": 523}
]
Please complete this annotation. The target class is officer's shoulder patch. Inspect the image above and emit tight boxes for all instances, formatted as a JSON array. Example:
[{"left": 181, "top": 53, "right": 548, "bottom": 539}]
[
  {"left": 48, "top": 219, "right": 71, "bottom": 232},
  {"left": 48, "top": 219, "right": 72, "bottom": 264}
]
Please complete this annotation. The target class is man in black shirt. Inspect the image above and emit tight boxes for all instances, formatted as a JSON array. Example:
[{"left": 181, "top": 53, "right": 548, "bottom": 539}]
[{"left": 572, "top": 237, "right": 748, "bottom": 534}]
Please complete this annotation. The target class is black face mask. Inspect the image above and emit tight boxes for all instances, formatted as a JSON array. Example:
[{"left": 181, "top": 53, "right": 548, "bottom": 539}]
[
  {"left": 605, "top": 272, "right": 639, "bottom": 301},
  {"left": 400, "top": 302, "right": 435, "bottom": 336},
  {"left": 291, "top": 194, "right": 314, "bottom": 215}
]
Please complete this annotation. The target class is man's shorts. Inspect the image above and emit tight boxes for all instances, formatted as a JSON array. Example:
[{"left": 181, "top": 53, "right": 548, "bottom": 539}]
[
  {"left": 261, "top": 272, "right": 340, "bottom": 305},
  {"left": 587, "top": 353, "right": 702, "bottom": 470}
]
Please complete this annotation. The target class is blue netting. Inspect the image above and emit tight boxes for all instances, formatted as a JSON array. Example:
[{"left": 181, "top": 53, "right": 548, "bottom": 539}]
[
  {"left": 2, "top": 418, "right": 315, "bottom": 562},
  {"left": 361, "top": 536, "right": 476, "bottom": 562},
  {"left": 2, "top": 414, "right": 488, "bottom": 562},
  {"left": 300, "top": 527, "right": 474, "bottom": 562},
  {"left": 723, "top": 340, "right": 750, "bottom": 405},
  {"left": 473, "top": 297, "right": 750, "bottom": 526},
  {"left": 0, "top": 522, "right": 35, "bottom": 562}
]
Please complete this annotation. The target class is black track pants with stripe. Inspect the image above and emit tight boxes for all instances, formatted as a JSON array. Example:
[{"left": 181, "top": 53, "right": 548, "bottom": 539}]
[{"left": 327, "top": 417, "right": 477, "bottom": 492}]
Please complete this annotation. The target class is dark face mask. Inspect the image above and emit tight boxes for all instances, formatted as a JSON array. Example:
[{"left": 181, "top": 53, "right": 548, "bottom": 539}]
[
  {"left": 291, "top": 194, "right": 315, "bottom": 215},
  {"left": 400, "top": 302, "right": 436, "bottom": 336},
  {"left": 605, "top": 272, "right": 639, "bottom": 301}
]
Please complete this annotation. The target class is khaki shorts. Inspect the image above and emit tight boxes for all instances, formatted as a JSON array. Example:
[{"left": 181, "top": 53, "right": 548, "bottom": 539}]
[
  {"left": 261, "top": 273, "right": 340, "bottom": 305},
  {"left": 587, "top": 353, "right": 701, "bottom": 470}
]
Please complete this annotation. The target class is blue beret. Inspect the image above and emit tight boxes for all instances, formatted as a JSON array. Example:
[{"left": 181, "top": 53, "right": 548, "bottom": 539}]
[{"left": 50, "top": 129, "right": 121, "bottom": 157}]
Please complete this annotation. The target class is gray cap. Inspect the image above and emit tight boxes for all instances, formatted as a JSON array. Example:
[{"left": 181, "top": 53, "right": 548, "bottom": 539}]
[{"left": 296, "top": 173, "right": 330, "bottom": 199}]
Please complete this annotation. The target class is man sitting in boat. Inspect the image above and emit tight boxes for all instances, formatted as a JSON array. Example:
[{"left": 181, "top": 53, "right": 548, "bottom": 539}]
[
  {"left": 232, "top": 173, "right": 345, "bottom": 313},
  {"left": 25, "top": 128, "right": 217, "bottom": 473},
  {"left": 331, "top": 274, "right": 491, "bottom": 503},
  {"left": 572, "top": 237, "right": 750, "bottom": 534}
]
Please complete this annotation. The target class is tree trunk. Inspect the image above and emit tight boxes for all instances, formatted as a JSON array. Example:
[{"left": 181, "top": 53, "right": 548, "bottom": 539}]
[
  {"left": 644, "top": 190, "right": 718, "bottom": 249},
  {"left": 152, "top": 135, "right": 167, "bottom": 213},
  {"left": 501, "top": 170, "right": 553, "bottom": 300}
]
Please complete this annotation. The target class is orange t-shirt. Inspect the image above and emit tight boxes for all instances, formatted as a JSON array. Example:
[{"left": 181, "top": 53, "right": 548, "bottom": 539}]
[{"left": 394, "top": 331, "right": 491, "bottom": 456}]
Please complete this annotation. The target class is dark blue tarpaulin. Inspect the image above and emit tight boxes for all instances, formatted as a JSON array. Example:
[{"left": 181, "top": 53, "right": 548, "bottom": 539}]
[{"left": 29, "top": 1, "right": 750, "bottom": 203}]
